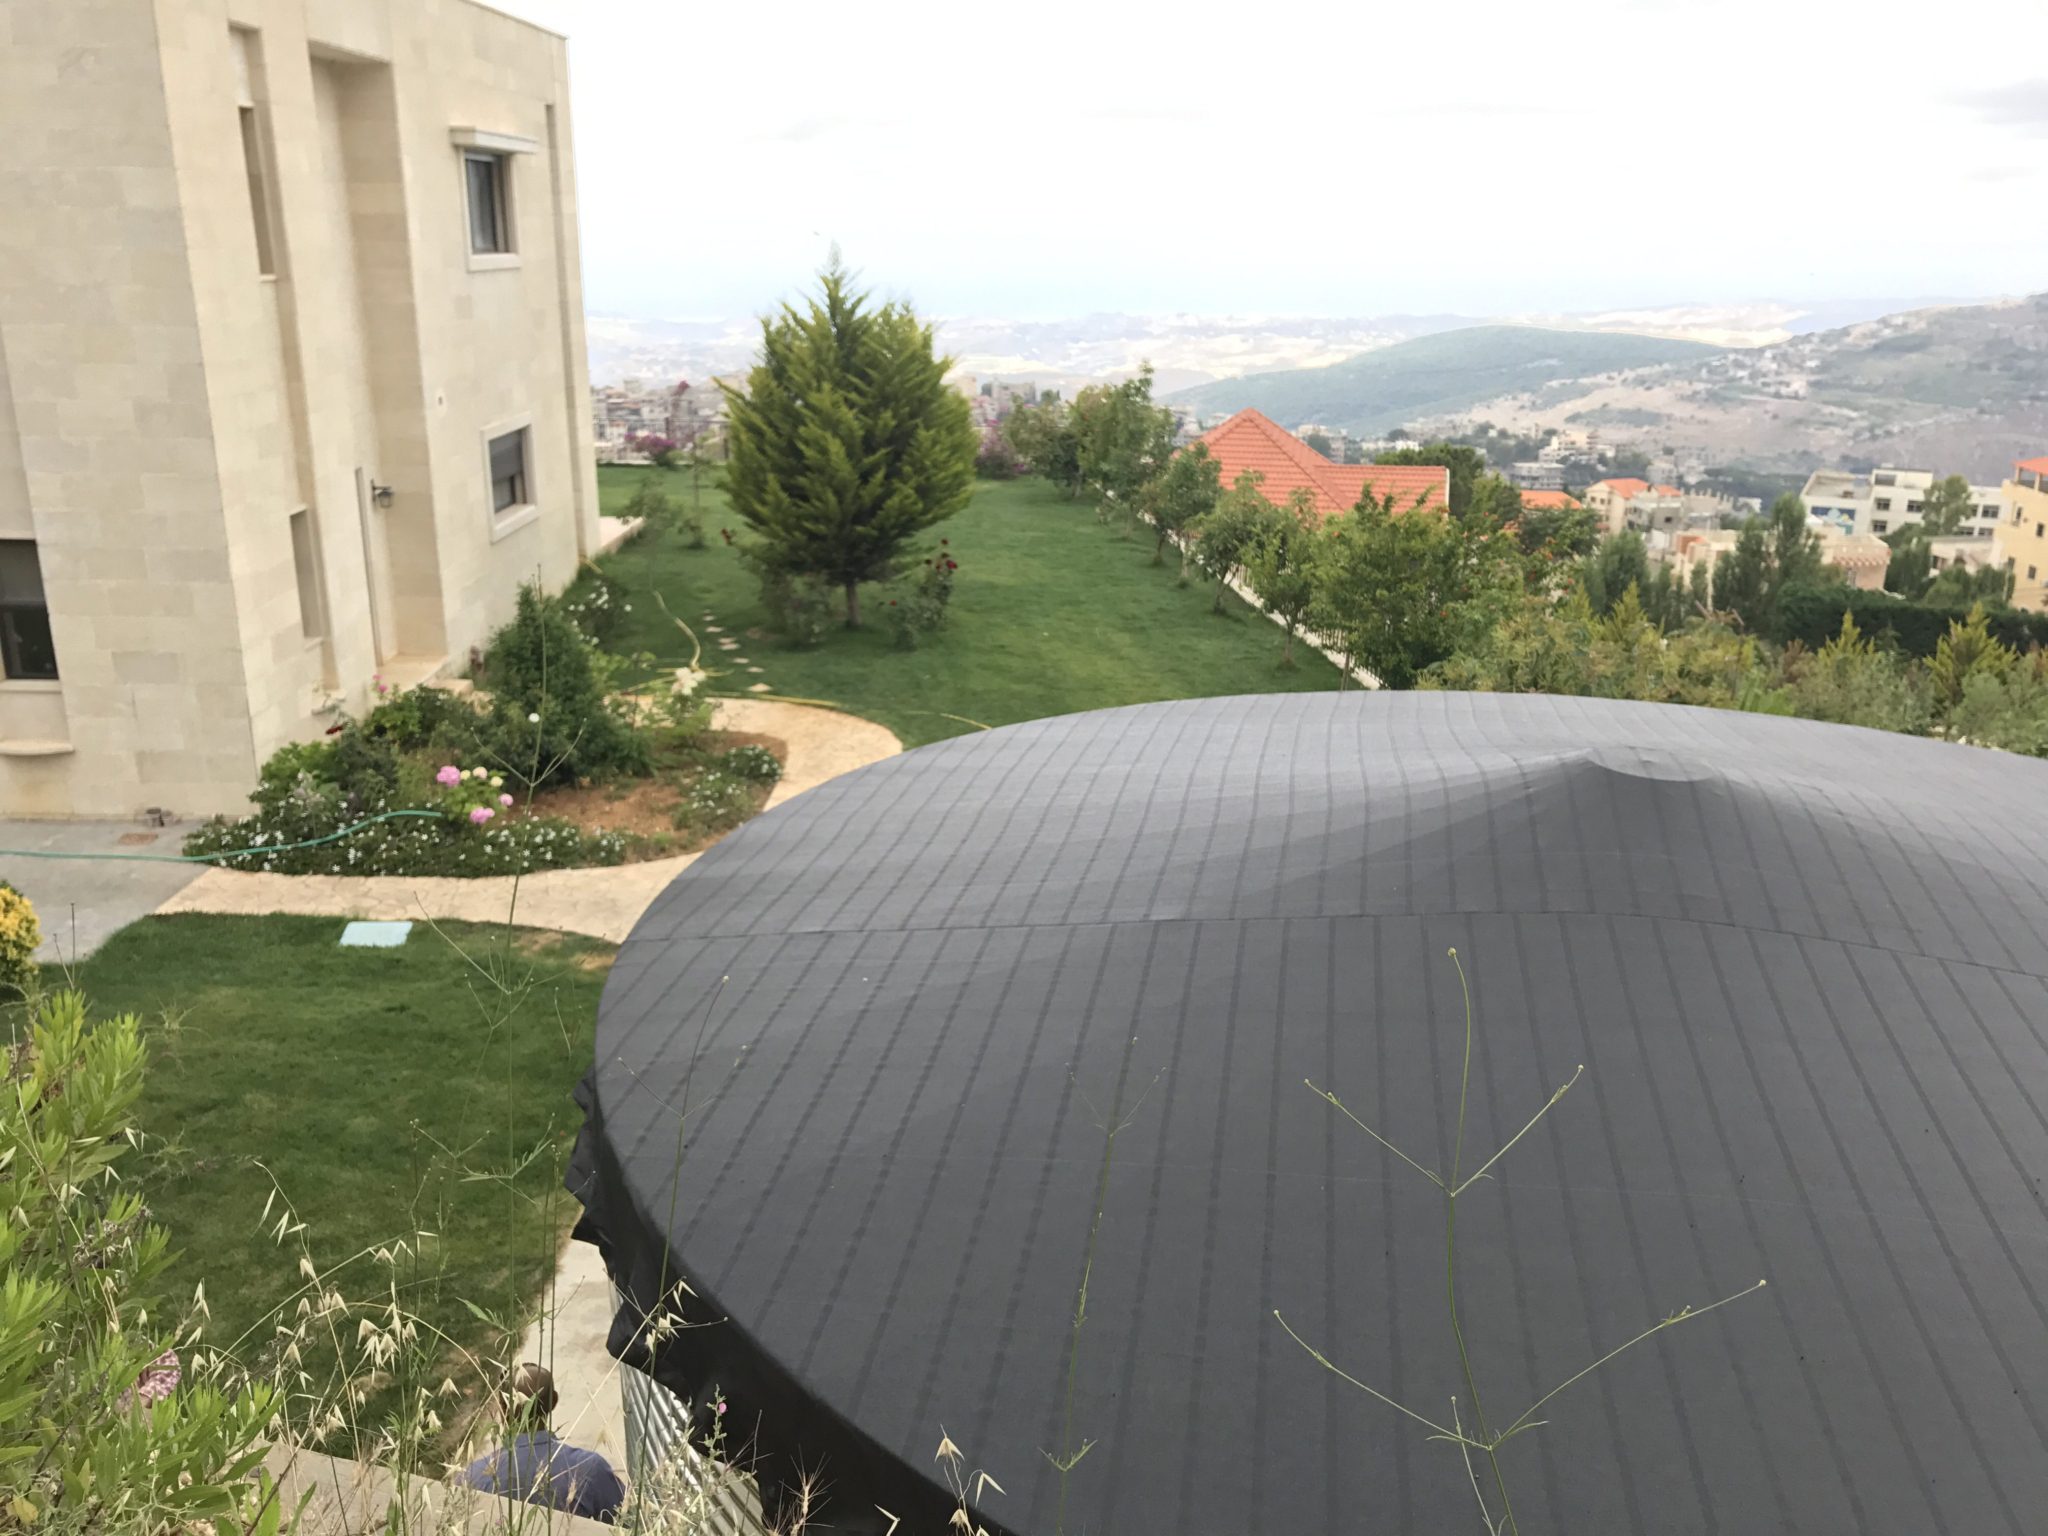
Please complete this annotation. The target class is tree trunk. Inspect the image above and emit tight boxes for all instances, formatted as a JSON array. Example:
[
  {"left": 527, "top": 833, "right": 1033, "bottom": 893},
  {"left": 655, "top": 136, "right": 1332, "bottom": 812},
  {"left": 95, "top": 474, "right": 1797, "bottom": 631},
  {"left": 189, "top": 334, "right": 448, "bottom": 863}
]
[
  {"left": 1282, "top": 627, "right": 1296, "bottom": 666},
  {"left": 1212, "top": 577, "right": 1228, "bottom": 613},
  {"left": 844, "top": 579, "right": 861, "bottom": 628},
  {"left": 1154, "top": 531, "right": 1169, "bottom": 565}
]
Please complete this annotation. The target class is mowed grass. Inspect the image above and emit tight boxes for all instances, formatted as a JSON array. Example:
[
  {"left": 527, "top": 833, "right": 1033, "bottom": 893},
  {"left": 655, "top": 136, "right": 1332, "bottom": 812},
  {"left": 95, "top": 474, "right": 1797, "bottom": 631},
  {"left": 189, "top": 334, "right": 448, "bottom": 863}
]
[
  {"left": 588, "top": 468, "right": 1343, "bottom": 747},
  {"left": 73, "top": 915, "right": 611, "bottom": 1423}
]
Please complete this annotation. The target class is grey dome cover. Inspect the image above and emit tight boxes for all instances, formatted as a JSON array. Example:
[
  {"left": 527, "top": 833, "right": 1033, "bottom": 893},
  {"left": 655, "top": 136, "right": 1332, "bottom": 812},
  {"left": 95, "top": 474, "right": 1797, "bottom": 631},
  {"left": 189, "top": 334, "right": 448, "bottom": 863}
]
[{"left": 569, "top": 691, "right": 2048, "bottom": 1535}]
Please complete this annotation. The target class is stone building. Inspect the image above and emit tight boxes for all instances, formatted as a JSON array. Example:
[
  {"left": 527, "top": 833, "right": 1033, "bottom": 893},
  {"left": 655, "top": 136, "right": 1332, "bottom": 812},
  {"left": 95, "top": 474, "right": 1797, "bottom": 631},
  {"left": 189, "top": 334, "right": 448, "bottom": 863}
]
[{"left": 0, "top": 0, "right": 599, "bottom": 817}]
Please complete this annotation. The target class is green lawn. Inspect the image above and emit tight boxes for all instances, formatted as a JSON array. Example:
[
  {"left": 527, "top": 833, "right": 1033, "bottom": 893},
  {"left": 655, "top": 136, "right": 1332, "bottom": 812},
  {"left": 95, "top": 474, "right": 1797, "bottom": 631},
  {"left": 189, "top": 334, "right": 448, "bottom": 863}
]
[
  {"left": 588, "top": 468, "right": 1343, "bottom": 747},
  {"left": 74, "top": 915, "right": 611, "bottom": 1432}
]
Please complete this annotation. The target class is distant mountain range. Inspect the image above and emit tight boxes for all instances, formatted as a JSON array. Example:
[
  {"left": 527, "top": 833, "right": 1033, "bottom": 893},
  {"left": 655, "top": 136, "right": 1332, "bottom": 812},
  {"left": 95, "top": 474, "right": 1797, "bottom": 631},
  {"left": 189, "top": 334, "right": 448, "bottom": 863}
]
[
  {"left": 583, "top": 297, "right": 1963, "bottom": 394},
  {"left": 1165, "top": 327, "right": 1723, "bottom": 434},
  {"left": 1428, "top": 296, "right": 2048, "bottom": 481}
]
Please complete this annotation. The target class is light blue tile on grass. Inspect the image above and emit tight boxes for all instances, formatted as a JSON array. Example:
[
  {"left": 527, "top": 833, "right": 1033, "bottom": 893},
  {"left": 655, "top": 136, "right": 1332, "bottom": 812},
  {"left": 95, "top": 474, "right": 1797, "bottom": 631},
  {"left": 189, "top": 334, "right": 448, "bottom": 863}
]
[{"left": 339, "top": 920, "right": 413, "bottom": 948}]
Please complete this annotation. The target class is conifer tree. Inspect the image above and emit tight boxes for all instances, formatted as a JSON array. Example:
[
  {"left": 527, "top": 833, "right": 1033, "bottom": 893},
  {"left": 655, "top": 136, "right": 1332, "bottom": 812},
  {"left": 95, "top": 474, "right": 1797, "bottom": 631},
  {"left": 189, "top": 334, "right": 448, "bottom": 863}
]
[{"left": 723, "top": 259, "right": 977, "bottom": 627}]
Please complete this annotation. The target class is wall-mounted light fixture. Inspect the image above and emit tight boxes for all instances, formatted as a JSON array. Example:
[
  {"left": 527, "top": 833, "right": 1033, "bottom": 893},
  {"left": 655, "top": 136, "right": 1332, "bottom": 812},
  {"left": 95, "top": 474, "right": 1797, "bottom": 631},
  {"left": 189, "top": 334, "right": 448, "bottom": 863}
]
[{"left": 370, "top": 481, "right": 395, "bottom": 508}]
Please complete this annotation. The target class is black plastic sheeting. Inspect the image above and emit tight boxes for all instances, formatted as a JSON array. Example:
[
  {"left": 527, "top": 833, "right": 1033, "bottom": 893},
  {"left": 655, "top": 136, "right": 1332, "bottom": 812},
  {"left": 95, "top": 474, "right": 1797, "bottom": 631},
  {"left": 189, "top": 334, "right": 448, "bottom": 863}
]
[{"left": 567, "top": 691, "right": 2048, "bottom": 1535}]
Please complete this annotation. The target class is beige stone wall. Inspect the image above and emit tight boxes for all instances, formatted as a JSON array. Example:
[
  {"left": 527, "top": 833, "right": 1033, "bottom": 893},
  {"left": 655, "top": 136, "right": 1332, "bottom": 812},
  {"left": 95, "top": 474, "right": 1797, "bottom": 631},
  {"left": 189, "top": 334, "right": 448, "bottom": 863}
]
[
  {"left": 0, "top": 0, "right": 260, "bottom": 817},
  {"left": 1994, "top": 479, "right": 2048, "bottom": 613},
  {"left": 0, "top": 0, "right": 597, "bottom": 818}
]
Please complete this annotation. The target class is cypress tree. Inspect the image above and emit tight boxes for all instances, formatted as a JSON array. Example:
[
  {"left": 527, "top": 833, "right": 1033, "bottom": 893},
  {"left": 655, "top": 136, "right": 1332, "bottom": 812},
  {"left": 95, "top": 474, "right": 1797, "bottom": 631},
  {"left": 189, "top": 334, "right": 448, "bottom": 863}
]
[{"left": 722, "top": 260, "right": 977, "bottom": 627}]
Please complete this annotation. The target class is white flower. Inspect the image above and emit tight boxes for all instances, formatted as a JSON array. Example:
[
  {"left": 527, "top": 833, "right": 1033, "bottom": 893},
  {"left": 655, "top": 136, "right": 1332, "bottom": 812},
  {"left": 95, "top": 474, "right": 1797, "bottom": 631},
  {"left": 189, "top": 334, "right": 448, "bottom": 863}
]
[
  {"left": 528, "top": 712, "right": 541, "bottom": 724},
  {"left": 673, "top": 665, "right": 708, "bottom": 698}
]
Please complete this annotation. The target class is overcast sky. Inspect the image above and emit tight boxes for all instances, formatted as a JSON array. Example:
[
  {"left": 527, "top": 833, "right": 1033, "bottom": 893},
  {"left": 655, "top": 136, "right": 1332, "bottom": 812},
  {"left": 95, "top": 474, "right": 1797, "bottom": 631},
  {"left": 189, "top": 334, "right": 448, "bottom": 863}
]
[{"left": 492, "top": 0, "right": 2048, "bottom": 323}]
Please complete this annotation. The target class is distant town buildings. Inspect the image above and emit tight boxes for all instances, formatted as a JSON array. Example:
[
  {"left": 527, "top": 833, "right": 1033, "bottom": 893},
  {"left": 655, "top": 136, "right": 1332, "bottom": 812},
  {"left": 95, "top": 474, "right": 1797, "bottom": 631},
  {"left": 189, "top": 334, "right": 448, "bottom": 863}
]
[
  {"left": 1509, "top": 461, "right": 1566, "bottom": 492},
  {"left": 1992, "top": 455, "right": 2048, "bottom": 611},
  {"left": 1583, "top": 478, "right": 1651, "bottom": 535},
  {"left": 593, "top": 377, "right": 737, "bottom": 461},
  {"left": 1798, "top": 466, "right": 2006, "bottom": 541}
]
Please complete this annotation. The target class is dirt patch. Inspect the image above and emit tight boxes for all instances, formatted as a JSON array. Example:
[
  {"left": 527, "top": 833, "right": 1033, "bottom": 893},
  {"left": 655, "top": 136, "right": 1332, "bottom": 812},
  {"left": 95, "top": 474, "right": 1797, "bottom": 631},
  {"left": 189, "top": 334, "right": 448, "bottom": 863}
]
[{"left": 521, "top": 730, "right": 788, "bottom": 860}]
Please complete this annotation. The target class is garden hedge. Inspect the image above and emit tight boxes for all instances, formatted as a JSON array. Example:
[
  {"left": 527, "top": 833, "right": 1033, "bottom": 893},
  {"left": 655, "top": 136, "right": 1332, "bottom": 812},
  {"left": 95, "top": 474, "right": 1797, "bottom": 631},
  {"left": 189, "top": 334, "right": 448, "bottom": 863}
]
[{"left": 1776, "top": 584, "right": 2048, "bottom": 657}]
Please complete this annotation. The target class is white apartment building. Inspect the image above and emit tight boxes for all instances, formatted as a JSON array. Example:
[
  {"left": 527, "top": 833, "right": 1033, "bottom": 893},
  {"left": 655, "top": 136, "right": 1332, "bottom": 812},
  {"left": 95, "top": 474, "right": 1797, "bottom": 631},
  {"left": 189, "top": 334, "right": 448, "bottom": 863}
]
[
  {"left": 0, "top": 0, "right": 599, "bottom": 817},
  {"left": 1800, "top": 466, "right": 2006, "bottom": 542}
]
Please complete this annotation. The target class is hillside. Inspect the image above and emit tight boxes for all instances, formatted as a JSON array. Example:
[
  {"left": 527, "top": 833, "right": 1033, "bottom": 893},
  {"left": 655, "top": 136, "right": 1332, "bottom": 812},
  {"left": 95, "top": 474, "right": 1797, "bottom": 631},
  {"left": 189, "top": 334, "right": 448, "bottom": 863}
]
[
  {"left": 1165, "top": 325, "right": 1723, "bottom": 433},
  {"left": 1433, "top": 295, "right": 2048, "bottom": 480}
]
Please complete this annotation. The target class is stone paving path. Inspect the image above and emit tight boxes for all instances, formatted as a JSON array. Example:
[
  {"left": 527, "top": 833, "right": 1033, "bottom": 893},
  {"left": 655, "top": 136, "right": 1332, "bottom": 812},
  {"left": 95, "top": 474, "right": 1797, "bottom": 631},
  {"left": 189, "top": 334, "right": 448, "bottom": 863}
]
[{"left": 153, "top": 699, "right": 900, "bottom": 942}]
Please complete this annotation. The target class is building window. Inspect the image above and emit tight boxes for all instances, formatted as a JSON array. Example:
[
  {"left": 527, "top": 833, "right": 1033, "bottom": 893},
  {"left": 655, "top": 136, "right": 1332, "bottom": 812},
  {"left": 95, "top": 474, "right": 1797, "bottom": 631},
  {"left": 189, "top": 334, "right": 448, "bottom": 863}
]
[
  {"left": 2031, "top": 566, "right": 2039, "bottom": 582},
  {"left": 288, "top": 509, "right": 324, "bottom": 640},
  {"left": 0, "top": 541, "right": 57, "bottom": 681},
  {"left": 488, "top": 428, "right": 530, "bottom": 514},
  {"left": 1872, "top": 520, "right": 1888, "bottom": 535},
  {"left": 1874, "top": 497, "right": 1891, "bottom": 511},
  {"left": 1874, "top": 473, "right": 1896, "bottom": 486},
  {"left": 238, "top": 108, "right": 277, "bottom": 275},
  {"left": 1906, "top": 500, "right": 1924, "bottom": 514},
  {"left": 464, "top": 152, "right": 511, "bottom": 254}
]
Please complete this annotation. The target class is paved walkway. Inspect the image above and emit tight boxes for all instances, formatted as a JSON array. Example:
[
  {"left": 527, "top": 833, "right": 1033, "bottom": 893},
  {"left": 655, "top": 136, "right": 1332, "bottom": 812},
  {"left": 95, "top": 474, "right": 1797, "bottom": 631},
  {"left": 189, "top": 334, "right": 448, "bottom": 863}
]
[
  {"left": 0, "top": 820, "right": 208, "bottom": 963},
  {"left": 153, "top": 699, "right": 900, "bottom": 941}
]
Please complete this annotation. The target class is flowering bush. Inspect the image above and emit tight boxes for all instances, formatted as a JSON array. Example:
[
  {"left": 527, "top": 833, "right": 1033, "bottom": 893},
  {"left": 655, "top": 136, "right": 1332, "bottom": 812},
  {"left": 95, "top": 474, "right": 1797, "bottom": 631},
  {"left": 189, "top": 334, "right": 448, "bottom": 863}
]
[
  {"left": 627, "top": 432, "right": 681, "bottom": 469},
  {"left": 716, "top": 743, "right": 783, "bottom": 784},
  {"left": 0, "top": 881, "right": 40, "bottom": 997},
  {"left": 432, "top": 763, "right": 515, "bottom": 826},
  {"left": 887, "top": 544, "right": 959, "bottom": 650},
  {"left": 182, "top": 785, "right": 628, "bottom": 876},
  {"left": 673, "top": 768, "right": 756, "bottom": 834}
]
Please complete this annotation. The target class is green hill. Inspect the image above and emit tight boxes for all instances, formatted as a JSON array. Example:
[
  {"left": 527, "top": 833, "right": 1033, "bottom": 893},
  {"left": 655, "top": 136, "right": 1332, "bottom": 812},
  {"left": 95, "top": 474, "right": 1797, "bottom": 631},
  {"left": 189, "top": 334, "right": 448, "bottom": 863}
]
[{"left": 1167, "top": 325, "right": 1723, "bottom": 434}]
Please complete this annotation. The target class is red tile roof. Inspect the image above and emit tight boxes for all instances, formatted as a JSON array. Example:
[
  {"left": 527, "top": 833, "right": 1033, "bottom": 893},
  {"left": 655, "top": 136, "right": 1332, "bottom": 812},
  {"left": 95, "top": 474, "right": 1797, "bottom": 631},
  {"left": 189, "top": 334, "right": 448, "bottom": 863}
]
[
  {"left": 1649, "top": 484, "right": 1682, "bottom": 497},
  {"left": 1588, "top": 478, "right": 1649, "bottom": 499},
  {"left": 1191, "top": 410, "right": 1447, "bottom": 519},
  {"left": 2017, "top": 455, "right": 2048, "bottom": 476},
  {"left": 1516, "top": 490, "right": 1581, "bottom": 510}
]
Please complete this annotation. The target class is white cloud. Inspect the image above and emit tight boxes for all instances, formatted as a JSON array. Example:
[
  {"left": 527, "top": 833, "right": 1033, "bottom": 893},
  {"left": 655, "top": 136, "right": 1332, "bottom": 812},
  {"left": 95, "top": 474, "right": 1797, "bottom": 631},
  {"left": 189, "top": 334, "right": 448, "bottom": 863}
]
[{"left": 495, "top": 0, "right": 2048, "bottom": 321}]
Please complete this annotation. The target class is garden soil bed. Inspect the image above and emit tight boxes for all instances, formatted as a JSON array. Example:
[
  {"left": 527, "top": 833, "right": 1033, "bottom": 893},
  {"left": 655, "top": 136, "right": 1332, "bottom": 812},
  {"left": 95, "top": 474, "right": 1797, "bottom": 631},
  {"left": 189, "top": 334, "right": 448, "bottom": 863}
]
[{"left": 521, "top": 729, "right": 787, "bottom": 858}]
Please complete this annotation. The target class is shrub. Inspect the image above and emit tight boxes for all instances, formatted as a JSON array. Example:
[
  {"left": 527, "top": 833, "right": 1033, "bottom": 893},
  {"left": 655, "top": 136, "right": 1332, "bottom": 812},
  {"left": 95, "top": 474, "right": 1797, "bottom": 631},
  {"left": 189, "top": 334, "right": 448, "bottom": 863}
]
[
  {"left": 361, "top": 681, "right": 478, "bottom": 754},
  {"left": 717, "top": 743, "right": 783, "bottom": 783},
  {"left": 1777, "top": 583, "right": 2048, "bottom": 657},
  {"left": 0, "top": 991, "right": 283, "bottom": 1532},
  {"left": 753, "top": 565, "right": 836, "bottom": 648},
  {"left": 673, "top": 768, "right": 756, "bottom": 834},
  {"left": 564, "top": 565, "right": 630, "bottom": 648},
  {"left": 0, "top": 881, "right": 39, "bottom": 997},
  {"left": 182, "top": 793, "right": 628, "bottom": 875},
  {"left": 1780, "top": 613, "right": 1932, "bottom": 735},
  {"left": 886, "top": 547, "right": 958, "bottom": 651},
  {"left": 628, "top": 432, "right": 681, "bottom": 469},
  {"left": 479, "top": 583, "right": 648, "bottom": 787}
]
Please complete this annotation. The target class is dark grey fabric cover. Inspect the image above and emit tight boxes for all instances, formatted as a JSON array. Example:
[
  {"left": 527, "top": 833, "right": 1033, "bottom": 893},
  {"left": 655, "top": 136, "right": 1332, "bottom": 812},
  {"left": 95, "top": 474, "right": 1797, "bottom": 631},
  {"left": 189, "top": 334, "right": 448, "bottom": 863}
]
[{"left": 569, "top": 691, "right": 2048, "bottom": 1535}]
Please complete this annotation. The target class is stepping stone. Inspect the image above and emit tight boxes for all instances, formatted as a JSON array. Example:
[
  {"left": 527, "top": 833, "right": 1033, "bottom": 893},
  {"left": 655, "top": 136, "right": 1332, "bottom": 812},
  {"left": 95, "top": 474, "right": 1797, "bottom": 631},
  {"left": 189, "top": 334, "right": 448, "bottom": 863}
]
[
  {"left": 717, "top": 638, "right": 740, "bottom": 650},
  {"left": 732, "top": 656, "right": 749, "bottom": 665},
  {"left": 747, "top": 666, "right": 764, "bottom": 674},
  {"left": 747, "top": 683, "right": 772, "bottom": 693},
  {"left": 340, "top": 921, "right": 412, "bottom": 948},
  {"left": 704, "top": 624, "right": 724, "bottom": 634}
]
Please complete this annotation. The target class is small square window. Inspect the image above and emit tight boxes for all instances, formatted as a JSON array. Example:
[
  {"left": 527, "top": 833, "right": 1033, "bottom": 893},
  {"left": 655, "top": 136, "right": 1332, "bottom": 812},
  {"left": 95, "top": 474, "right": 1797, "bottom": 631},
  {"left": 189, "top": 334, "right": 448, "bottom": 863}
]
[
  {"left": 465, "top": 152, "right": 511, "bottom": 254},
  {"left": 489, "top": 428, "right": 530, "bottom": 515},
  {"left": 1874, "top": 497, "right": 1891, "bottom": 511},
  {"left": 0, "top": 540, "right": 58, "bottom": 681},
  {"left": 1872, "top": 520, "right": 1889, "bottom": 535}
]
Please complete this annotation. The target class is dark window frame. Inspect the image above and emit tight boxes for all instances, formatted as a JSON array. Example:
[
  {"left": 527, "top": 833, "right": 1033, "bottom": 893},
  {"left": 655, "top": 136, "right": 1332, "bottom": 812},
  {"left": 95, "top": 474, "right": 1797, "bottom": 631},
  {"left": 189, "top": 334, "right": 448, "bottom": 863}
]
[
  {"left": 0, "top": 540, "right": 58, "bottom": 681},
  {"left": 464, "top": 151, "right": 511, "bottom": 255},
  {"left": 488, "top": 428, "right": 530, "bottom": 515}
]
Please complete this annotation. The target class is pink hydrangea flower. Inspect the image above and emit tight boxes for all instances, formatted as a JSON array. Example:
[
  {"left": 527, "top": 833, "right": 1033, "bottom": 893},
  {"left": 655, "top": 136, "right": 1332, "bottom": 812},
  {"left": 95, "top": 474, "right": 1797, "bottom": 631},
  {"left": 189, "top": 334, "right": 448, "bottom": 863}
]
[
  {"left": 436, "top": 765, "right": 461, "bottom": 786},
  {"left": 469, "top": 806, "right": 494, "bottom": 825},
  {"left": 499, "top": 793, "right": 514, "bottom": 807}
]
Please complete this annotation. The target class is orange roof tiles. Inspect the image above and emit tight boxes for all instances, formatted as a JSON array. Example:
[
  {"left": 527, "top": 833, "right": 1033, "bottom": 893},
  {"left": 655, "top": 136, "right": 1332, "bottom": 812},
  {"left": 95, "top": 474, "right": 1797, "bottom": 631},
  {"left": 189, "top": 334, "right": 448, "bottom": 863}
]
[
  {"left": 2017, "top": 455, "right": 2048, "bottom": 476},
  {"left": 1649, "top": 484, "right": 1682, "bottom": 497},
  {"left": 1191, "top": 409, "right": 1447, "bottom": 520},
  {"left": 1516, "top": 490, "right": 1582, "bottom": 510},
  {"left": 1589, "top": 478, "right": 1649, "bottom": 499}
]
